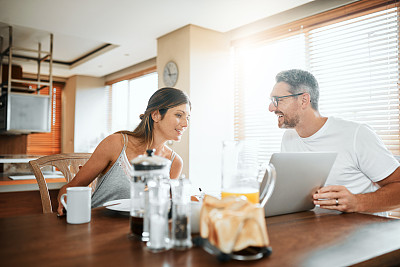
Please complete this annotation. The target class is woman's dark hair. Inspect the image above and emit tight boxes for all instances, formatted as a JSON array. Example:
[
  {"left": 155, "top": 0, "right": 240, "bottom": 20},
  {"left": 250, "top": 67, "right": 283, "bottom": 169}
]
[{"left": 118, "top": 87, "right": 191, "bottom": 147}]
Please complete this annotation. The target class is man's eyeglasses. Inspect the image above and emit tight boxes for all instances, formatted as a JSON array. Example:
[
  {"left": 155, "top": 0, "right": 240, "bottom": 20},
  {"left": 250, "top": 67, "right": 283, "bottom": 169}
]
[{"left": 270, "top": 93, "right": 305, "bottom": 107}]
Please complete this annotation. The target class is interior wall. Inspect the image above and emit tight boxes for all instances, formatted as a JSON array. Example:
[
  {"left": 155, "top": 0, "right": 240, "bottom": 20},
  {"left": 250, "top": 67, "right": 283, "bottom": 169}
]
[
  {"left": 61, "top": 76, "right": 77, "bottom": 153},
  {"left": 157, "top": 25, "right": 191, "bottom": 177},
  {"left": 188, "top": 25, "right": 232, "bottom": 193},
  {"left": 0, "top": 135, "right": 27, "bottom": 154},
  {"left": 157, "top": 25, "right": 232, "bottom": 192},
  {"left": 62, "top": 75, "right": 107, "bottom": 153},
  {"left": 73, "top": 76, "right": 107, "bottom": 152}
]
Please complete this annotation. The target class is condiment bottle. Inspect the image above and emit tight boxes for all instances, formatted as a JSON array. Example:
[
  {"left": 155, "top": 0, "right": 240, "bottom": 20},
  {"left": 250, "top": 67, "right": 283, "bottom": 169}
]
[
  {"left": 171, "top": 176, "right": 192, "bottom": 250},
  {"left": 146, "top": 178, "right": 171, "bottom": 252}
]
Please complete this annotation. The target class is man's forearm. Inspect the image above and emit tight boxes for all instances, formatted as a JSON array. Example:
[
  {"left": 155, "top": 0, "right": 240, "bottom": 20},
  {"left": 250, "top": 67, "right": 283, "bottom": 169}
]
[{"left": 356, "top": 182, "right": 400, "bottom": 213}]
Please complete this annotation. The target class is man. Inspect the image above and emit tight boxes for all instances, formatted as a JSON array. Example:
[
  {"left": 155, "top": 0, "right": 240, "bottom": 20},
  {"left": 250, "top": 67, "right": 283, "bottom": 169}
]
[{"left": 269, "top": 69, "right": 400, "bottom": 213}]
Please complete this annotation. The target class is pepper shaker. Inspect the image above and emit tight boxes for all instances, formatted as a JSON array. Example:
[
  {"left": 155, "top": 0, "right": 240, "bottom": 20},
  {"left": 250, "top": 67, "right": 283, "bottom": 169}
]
[{"left": 171, "top": 176, "right": 192, "bottom": 250}]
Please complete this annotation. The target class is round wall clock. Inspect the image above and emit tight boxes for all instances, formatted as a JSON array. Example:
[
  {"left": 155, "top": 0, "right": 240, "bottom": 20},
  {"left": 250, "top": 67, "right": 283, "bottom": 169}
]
[{"left": 163, "top": 61, "right": 179, "bottom": 87}]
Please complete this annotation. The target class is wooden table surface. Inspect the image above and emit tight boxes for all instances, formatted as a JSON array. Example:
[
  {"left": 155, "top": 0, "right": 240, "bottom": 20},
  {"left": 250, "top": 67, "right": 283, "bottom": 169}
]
[{"left": 1, "top": 207, "right": 400, "bottom": 267}]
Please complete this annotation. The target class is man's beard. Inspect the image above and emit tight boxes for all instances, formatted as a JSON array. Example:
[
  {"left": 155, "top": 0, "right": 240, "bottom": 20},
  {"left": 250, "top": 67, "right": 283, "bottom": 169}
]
[{"left": 279, "top": 113, "right": 300, "bottom": 128}]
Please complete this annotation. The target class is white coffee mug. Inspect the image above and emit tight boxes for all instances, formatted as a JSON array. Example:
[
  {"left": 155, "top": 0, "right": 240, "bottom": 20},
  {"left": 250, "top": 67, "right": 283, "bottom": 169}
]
[
  {"left": 60, "top": 187, "right": 91, "bottom": 224},
  {"left": 190, "top": 201, "right": 202, "bottom": 234}
]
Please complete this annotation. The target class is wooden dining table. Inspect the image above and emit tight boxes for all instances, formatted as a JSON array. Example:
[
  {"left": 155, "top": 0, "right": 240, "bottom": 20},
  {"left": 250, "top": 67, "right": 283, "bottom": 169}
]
[{"left": 1, "top": 207, "right": 400, "bottom": 267}]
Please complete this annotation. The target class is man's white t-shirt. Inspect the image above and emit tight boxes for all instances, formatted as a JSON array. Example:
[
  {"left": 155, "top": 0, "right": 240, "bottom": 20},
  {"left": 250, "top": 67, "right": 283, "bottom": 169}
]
[{"left": 281, "top": 117, "right": 399, "bottom": 194}]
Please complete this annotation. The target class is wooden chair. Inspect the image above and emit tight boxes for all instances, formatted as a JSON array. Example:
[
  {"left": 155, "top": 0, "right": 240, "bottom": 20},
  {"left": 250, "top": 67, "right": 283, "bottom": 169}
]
[{"left": 29, "top": 153, "right": 93, "bottom": 214}]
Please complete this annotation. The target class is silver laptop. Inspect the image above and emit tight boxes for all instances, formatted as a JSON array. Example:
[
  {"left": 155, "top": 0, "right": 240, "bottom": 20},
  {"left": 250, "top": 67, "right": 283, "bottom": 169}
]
[{"left": 261, "top": 152, "right": 337, "bottom": 217}]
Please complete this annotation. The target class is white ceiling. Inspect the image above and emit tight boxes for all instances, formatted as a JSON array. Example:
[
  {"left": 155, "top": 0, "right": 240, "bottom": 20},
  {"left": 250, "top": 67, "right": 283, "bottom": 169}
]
[{"left": 0, "top": 0, "right": 314, "bottom": 78}]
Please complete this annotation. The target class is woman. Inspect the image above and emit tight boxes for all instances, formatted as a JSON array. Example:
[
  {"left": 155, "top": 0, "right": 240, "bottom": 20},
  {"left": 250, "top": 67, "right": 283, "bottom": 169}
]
[{"left": 57, "top": 87, "right": 191, "bottom": 215}]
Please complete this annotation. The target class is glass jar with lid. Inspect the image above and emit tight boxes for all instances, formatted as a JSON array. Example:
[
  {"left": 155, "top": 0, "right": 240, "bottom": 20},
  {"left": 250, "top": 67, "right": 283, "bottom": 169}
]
[{"left": 129, "top": 149, "right": 171, "bottom": 241}]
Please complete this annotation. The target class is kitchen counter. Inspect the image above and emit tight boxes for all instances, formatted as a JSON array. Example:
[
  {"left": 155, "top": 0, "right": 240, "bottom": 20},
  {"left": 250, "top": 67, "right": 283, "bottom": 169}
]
[
  {"left": 0, "top": 154, "right": 39, "bottom": 163},
  {"left": 0, "top": 154, "right": 66, "bottom": 192},
  {"left": 0, "top": 172, "right": 66, "bottom": 192}
]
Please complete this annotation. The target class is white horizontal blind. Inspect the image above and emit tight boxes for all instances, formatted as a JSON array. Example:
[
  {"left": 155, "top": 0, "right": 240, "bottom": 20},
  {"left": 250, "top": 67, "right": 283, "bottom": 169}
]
[
  {"left": 234, "top": 5, "right": 400, "bottom": 163},
  {"left": 309, "top": 7, "right": 400, "bottom": 154},
  {"left": 234, "top": 35, "right": 306, "bottom": 163}
]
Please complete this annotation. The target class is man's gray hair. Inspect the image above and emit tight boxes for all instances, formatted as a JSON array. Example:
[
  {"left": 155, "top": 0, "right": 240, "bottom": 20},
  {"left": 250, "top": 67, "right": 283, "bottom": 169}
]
[{"left": 275, "top": 69, "right": 319, "bottom": 110}]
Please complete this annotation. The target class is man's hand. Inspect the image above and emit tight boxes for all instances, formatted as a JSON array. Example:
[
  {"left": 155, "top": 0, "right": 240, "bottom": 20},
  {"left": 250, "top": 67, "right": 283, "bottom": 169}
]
[{"left": 313, "top": 185, "right": 360, "bottom": 212}]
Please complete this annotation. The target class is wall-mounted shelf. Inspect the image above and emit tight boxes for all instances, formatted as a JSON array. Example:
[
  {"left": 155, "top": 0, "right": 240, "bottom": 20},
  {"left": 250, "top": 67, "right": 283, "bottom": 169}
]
[{"left": 0, "top": 26, "right": 53, "bottom": 134}]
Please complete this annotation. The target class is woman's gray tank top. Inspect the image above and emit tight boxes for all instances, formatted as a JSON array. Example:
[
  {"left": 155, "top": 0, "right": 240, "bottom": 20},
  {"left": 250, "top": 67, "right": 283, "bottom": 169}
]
[
  {"left": 91, "top": 134, "right": 131, "bottom": 208},
  {"left": 90, "top": 134, "right": 177, "bottom": 208}
]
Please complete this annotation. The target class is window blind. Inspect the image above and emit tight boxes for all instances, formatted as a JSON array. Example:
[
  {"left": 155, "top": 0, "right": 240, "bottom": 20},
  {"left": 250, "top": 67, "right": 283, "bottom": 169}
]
[
  {"left": 27, "top": 83, "right": 62, "bottom": 155},
  {"left": 309, "top": 7, "right": 400, "bottom": 154},
  {"left": 233, "top": 1, "right": 400, "bottom": 165}
]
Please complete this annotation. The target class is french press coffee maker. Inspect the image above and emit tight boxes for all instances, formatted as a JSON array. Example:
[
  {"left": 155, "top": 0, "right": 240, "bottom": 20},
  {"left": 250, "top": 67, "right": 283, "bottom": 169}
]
[{"left": 129, "top": 149, "right": 171, "bottom": 242}]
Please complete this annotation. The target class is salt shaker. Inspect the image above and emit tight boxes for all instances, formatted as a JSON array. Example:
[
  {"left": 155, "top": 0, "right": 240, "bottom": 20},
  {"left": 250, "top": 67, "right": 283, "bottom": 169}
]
[
  {"left": 146, "top": 178, "right": 171, "bottom": 252},
  {"left": 171, "top": 176, "right": 192, "bottom": 250}
]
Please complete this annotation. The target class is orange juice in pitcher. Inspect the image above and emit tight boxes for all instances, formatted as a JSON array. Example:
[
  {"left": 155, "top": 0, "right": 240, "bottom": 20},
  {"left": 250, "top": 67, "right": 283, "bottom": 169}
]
[{"left": 221, "top": 187, "right": 260, "bottom": 204}]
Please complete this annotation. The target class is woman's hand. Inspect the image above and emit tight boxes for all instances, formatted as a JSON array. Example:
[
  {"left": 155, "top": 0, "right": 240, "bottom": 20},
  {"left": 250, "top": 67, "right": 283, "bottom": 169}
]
[{"left": 57, "top": 184, "right": 68, "bottom": 216}]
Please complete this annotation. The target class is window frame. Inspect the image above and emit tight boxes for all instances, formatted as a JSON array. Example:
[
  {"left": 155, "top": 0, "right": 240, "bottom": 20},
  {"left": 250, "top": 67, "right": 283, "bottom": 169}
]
[{"left": 107, "top": 68, "right": 158, "bottom": 134}]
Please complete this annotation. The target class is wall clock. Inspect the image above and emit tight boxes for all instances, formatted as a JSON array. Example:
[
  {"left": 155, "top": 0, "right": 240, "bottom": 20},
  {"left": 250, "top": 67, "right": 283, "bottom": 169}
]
[{"left": 163, "top": 61, "right": 179, "bottom": 87}]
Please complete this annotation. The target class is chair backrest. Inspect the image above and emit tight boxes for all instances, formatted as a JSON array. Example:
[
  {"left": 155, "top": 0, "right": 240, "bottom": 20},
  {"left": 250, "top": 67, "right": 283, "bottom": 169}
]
[{"left": 29, "top": 153, "right": 93, "bottom": 214}]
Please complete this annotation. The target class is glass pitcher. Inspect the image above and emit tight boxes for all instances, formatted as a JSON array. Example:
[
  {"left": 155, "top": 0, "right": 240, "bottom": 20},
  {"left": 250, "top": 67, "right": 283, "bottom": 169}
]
[{"left": 221, "top": 140, "right": 276, "bottom": 206}]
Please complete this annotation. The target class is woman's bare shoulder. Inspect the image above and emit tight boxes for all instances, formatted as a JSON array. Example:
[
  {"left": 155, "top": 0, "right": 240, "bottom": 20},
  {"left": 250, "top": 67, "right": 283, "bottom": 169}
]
[
  {"left": 172, "top": 151, "right": 183, "bottom": 163},
  {"left": 103, "top": 133, "right": 124, "bottom": 143},
  {"left": 170, "top": 152, "right": 183, "bottom": 179},
  {"left": 163, "top": 145, "right": 181, "bottom": 162},
  {"left": 94, "top": 133, "right": 124, "bottom": 156}
]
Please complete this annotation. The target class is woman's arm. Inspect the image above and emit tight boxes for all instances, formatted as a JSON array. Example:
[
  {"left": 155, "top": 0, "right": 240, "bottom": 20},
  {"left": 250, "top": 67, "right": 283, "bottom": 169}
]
[{"left": 57, "top": 134, "right": 123, "bottom": 215}]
